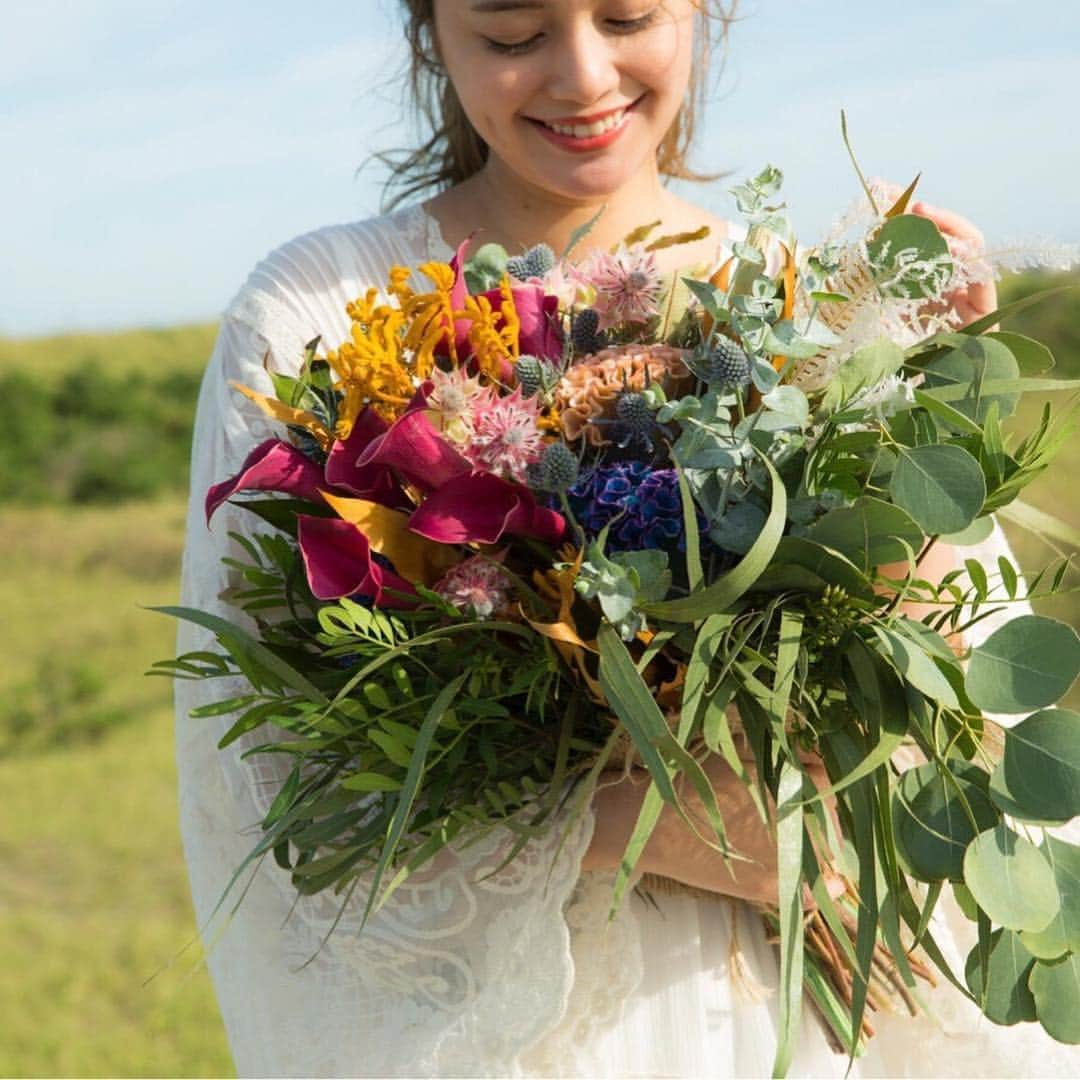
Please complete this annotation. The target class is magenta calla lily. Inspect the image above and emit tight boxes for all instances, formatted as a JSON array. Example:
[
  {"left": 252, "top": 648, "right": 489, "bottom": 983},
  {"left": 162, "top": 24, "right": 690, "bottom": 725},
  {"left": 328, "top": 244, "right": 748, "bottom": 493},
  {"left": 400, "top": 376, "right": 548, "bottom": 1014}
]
[
  {"left": 408, "top": 472, "right": 566, "bottom": 546},
  {"left": 297, "top": 515, "right": 416, "bottom": 607},
  {"left": 205, "top": 440, "right": 328, "bottom": 525},
  {"left": 324, "top": 408, "right": 412, "bottom": 510},
  {"left": 354, "top": 395, "right": 472, "bottom": 493}
]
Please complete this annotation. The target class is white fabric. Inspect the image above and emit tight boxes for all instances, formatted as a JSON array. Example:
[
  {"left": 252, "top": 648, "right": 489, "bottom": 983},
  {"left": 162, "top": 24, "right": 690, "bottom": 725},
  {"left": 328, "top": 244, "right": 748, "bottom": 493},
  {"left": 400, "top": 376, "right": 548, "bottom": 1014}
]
[{"left": 176, "top": 203, "right": 1079, "bottom": 1078}]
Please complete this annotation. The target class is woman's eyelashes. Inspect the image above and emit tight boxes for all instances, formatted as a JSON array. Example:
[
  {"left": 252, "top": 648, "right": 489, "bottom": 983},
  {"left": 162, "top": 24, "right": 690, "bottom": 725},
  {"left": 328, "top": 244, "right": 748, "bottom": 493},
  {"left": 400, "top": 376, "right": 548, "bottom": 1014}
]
[{"left": 483, "top": 10, "right": 660, "bottom": 56}]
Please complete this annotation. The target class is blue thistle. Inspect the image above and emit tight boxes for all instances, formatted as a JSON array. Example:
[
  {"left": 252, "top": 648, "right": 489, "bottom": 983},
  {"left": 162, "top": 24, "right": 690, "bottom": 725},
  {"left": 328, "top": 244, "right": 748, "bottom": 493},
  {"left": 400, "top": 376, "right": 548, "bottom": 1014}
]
[
  {"left": 570, "top": 308, "right": 607, "bottom": 355},
  {"left": 507, "top": 243, "right": 556, "bottom": 281}
]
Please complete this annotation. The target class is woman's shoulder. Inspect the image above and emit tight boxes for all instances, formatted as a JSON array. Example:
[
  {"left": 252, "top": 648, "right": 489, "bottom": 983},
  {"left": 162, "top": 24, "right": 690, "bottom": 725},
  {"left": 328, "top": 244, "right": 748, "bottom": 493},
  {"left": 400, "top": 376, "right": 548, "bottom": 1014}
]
[{"left": 222, "top": 203, "right": 440, "bottom": 354}]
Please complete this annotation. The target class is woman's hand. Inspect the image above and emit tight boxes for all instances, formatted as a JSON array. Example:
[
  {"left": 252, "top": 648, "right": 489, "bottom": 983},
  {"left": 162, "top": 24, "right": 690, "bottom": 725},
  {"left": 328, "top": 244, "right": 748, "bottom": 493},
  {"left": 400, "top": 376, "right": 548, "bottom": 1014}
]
[{"left": 908, "top": 199, "right": 997, "bottom": 330}]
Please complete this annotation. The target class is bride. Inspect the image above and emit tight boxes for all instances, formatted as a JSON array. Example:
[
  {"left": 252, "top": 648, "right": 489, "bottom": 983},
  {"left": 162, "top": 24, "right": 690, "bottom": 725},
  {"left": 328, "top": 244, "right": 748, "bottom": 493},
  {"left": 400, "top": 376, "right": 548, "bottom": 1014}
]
[{"left": 175, "top": 2, "right": 1079, "bottom": 1075}]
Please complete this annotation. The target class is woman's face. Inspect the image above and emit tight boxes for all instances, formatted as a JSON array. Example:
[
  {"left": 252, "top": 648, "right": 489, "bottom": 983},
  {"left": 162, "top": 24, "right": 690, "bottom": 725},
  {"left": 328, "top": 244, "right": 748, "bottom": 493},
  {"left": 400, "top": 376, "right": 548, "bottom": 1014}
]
[{"left": 433, "top": 1, "right": 696, "bottom": 202}]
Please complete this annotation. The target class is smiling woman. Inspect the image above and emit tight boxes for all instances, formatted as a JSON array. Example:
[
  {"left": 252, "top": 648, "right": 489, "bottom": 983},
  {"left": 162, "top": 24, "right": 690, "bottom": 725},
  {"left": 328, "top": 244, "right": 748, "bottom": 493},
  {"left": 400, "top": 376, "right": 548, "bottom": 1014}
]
[{"left": 172, "top": 2, "right": 1080, "bottom": 1078}]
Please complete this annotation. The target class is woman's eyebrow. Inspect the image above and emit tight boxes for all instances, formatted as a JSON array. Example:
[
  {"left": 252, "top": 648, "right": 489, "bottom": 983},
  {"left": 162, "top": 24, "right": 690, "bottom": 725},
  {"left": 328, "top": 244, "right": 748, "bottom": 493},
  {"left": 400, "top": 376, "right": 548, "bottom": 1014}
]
[{"left": 470, "top": 1, "right": 545, "bottom": 12}]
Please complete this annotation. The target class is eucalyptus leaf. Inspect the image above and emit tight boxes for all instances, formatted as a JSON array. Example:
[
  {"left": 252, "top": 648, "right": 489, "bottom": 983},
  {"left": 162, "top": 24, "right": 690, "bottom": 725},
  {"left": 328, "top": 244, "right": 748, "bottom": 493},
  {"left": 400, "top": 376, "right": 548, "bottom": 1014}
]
[
  {"left": 966, "top": 616, "right": 1080, "bottom": 714},
  {"left": 1029, "top": 955, "right": 1080, "bottom": 1044},
  {"left": 989, "top": 709, "right": 1080, "bottom": 823},
  {"left": 806, "top": 497, "right": 923, "bottom": 573},
  {"left": 867, "top": 214, "right": 952, "bottom": 300},
  {"left": 889, "top": 444, "right": 986, "bottom": 535},
  {"left": 822, "top": 338, "right": 905, "bottom": 411},
  {"left": 874, "top": 625, "right": 960, "bottom": 708},
  {"left": 1021, "top": 836, "right": 1080, "bottom": 959},
  {"left": 964, "top": 825, "right": 1060, "bottom": 933},
  {"left": 892, "top": 762, "right": 997, "bottom": 882},
  {"left": 921, "top": 336, "right": 1021, "bottom": 424},
  {"left": 964, "top": 929, "right": 1038, "bottom": 1025}
]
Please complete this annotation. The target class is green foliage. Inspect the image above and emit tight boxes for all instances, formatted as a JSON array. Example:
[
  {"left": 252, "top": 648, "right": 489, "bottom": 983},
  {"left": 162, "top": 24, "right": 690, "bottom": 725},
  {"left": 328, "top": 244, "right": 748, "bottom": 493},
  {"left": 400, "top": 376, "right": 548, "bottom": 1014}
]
[{"left": 0, "top": 323, "right": 214, "bottom": 505}]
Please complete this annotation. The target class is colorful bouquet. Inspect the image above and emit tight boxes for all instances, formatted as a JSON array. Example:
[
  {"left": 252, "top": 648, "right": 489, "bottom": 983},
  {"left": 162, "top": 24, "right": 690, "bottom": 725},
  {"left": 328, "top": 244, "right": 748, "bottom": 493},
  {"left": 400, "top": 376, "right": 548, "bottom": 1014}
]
[{"left": 157, "top": 158, "right": 1080, "bottom": 1071}]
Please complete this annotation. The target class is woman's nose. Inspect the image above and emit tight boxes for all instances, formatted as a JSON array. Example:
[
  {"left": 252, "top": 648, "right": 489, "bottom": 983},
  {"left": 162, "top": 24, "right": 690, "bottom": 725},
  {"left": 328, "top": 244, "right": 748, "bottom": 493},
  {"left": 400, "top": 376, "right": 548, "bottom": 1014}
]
[{"left": 545, "top": 22, "right": 622, "bottom": 106}]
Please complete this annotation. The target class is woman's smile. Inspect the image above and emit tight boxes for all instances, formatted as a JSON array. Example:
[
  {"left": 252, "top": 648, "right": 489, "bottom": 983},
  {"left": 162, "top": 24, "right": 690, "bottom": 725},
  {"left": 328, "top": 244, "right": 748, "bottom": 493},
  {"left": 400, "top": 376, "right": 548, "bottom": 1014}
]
[{"left": 525, "top": 95, "right": 642, "bottom": 153}]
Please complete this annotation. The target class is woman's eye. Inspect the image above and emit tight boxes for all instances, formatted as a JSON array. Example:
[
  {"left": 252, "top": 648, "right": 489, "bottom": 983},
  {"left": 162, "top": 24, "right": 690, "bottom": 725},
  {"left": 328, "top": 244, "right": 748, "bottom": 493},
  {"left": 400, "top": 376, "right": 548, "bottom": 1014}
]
[
  {"left": 607, "top": 12, "right": 658, "bottom": 34},
  {"left": 484, "top": 34, "right": 543, "bottom": 56}
]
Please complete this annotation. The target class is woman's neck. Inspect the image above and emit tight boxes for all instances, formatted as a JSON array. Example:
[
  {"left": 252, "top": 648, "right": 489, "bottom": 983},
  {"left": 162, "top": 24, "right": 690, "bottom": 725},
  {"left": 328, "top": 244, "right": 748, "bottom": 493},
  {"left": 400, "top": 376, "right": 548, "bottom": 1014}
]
[{"left": 423, "top": 155, "right": 700, "bottom": 266}]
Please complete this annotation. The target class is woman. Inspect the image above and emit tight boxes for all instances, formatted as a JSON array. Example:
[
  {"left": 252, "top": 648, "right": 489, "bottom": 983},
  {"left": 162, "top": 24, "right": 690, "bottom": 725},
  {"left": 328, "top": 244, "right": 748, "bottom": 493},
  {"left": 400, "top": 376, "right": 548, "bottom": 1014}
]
[{"left": 175, "top": 2, "right": 1074, "bottom": 1075}]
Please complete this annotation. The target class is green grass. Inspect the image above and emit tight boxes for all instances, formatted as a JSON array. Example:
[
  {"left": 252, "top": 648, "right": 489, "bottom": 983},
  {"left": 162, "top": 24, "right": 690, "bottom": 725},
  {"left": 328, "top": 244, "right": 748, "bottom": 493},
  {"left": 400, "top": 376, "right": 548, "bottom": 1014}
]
[
  {"left": 0, "top": 499, "right": 233, "bottom": 1078},
  {"left": 0, "top": 323, "right": 218, "bottom": 381}
]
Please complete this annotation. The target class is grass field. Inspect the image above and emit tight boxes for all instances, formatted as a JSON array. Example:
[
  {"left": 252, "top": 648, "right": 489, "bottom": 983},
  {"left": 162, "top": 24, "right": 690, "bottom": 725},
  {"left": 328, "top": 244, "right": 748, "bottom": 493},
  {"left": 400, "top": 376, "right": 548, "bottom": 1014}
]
[
  {"left": 0, "top": 499, "right": 233, "bottom": 1077},
  {"left": 0, "top": 278, "right": 1077, "bottom": 1076}
]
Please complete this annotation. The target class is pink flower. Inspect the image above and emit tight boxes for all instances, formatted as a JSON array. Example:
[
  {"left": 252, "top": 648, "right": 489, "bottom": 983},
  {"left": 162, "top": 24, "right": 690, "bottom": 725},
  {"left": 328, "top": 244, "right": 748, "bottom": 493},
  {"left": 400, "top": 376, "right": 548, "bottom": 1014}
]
[
  {"left": 434, "top": 552, "right": 514, "bottom": 619},
  {"left": 425, "top": 366, "right": 491, "bottom": 445},
  {"left": 464, "top": 387, "right": 545, "bottom": 482},
  {"left": 582, "top": 245, "right": 663, "bottom": 331}
]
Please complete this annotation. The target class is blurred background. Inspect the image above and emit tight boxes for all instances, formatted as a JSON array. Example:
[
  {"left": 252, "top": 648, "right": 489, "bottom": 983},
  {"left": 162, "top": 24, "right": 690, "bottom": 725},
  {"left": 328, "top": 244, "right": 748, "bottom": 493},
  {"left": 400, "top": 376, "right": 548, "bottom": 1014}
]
[{"left": 1, "top": 1, "right": 1078, "bottom": 1075}]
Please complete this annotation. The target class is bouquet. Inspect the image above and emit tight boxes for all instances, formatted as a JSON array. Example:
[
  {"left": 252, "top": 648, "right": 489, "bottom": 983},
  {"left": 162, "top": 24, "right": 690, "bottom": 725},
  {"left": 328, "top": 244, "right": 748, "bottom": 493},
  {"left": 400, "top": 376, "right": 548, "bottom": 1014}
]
[{"left": 157, "top": 156, "right": 1080, "bottom": 1072}]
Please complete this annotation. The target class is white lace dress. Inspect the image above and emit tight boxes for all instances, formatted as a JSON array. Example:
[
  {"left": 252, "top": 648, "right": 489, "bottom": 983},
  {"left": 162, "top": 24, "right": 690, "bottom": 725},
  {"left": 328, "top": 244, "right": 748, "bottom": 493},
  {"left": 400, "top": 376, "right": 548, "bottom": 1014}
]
[{"left": 175, "top": 203, "right": 1079, "bottom": 1078}]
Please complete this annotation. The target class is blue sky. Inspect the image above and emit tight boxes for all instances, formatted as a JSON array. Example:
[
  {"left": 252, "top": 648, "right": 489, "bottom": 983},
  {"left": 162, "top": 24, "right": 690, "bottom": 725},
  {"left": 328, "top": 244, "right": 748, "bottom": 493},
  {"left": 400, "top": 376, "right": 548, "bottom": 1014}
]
[{"left": 3, "top": 0, "right": 1077, "bottom": 336}]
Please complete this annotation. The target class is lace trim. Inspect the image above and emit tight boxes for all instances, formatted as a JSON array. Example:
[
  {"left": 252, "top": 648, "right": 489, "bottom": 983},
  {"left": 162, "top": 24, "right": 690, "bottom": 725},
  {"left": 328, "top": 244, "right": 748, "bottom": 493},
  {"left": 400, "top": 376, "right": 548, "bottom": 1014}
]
[{"left": 517, "top": 868, "right": 645, "bottom": 1076}]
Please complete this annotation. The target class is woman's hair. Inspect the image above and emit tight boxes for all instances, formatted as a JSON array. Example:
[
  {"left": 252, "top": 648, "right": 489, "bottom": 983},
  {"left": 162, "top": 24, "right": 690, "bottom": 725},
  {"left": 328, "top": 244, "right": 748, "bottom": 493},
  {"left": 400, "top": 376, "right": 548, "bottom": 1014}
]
[{"left": 379, "top": 1, "right": 738, "bottom": 210}]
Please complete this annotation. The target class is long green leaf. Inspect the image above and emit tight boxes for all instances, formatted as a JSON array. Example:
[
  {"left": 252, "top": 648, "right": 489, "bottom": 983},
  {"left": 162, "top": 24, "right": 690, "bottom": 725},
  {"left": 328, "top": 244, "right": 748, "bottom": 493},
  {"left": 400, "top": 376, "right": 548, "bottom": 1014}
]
[
  {"left": 772, "top": 764, "right": 806, "bottom": 1078},
  {"left": 958, "top": 283, "right": 1080, "bottom": 338},
  {"left": 644, "top": 455, "right": 786, "bottom": 622},
  {"left": 362, "top": 673, "right": 467, "bottom": 927},
  {"left": 150, "top": 605, "right": 328, "bottom": 703},
  {"left": 598, "top": 625, "right": 693, "bottom": 914}
]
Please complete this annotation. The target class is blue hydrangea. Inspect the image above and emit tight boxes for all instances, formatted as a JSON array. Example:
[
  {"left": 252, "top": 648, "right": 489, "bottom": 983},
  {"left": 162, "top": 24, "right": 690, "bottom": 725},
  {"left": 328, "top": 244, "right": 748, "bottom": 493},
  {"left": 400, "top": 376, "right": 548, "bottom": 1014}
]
[{"left": 556, "top": 462, "right": 708, "bottom": 554}]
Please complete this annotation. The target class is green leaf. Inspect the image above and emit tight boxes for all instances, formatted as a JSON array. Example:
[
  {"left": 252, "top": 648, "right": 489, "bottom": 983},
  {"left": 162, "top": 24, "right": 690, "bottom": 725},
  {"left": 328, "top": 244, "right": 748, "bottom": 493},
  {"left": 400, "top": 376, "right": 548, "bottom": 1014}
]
[
  {"left": 989, "top": 709, "right": 1080, "bottom": 823},
  {"left": 959, "top": 282, "right": 1080, "bottom": 338},
  {"left": 150, "top": 605, "right": 328, "bottom": 703},
  {"left": 873, "top": 626, "right": 960, "bottom": 709},
  {"left": 942, "top": 516, "right": 995, "bottom": 547},
  {"left": 867, "top": 214, "right": 952, "bottom": 300},
  {"left": 756, "top": 537, "right": 873, "bottom": 599},
  {"left": 889, "top": 443, "right": 986, "bottom": 536},
  {"left": 362, "top": 673, "right": 467, "bottom": 926},
  {"left": 1030, "top": 955, "right": 1080, "bottom": 1044},
  {"left": 675, "top": 465, "right": 703, "bottom": 592},
  {"left": 597, "top": 624, "right": 683, "bottom": 911},
  {"left": 340, "top": 772, "right": 403, "bottom": 792},
  {"left": 1021, "top": 837, "right": 1080, "bottom": 960},
  {"left": 822, "top": 338, "right": 906, "bottom": 411},
  {"left": 920, "top": 336, "right": 1021, "bottom": 423},
  {"left": 964, "top": 824, "right": 1060, "bottom": 933},
  {"left": 772, "top": 765, "right": 806, "bottom": 1079},
  {"left": 987, "top": 331, "right": 1055, "bottom": 375},
  {"left": 964, "top": 929, "right": 1038, "bottom": 1025},
  {"left": 643, "top": 453, "right": 786, "bottom": 622},
  {"left": 892, "top": 762, "right": 998, "bottom": 882},
  {"left": 806, "top": 497, "right": 924, "bottom": 573},
  {"left": 966, "top": 616, "right": 1080, "bottom": 714}
]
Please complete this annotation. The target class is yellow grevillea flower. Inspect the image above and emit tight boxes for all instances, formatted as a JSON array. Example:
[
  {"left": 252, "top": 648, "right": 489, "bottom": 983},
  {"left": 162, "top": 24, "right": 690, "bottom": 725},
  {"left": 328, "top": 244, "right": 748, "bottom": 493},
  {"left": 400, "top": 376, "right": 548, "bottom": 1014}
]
[
  {"left": 399, "top": 261, "right": 460, "bottom": 370},
  {"left": 458, "top": 277, "right": 520, "bottom": 382},
  {"left": 328, "top": 288, "right": 412, "bottom": 429}
]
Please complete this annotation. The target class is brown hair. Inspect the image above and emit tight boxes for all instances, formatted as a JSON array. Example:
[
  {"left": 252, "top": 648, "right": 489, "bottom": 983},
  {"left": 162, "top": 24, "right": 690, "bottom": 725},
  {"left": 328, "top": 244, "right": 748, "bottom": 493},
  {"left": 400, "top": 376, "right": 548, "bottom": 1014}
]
[{"left": 379, "top": 1, "right": 738, "bottom": 210}]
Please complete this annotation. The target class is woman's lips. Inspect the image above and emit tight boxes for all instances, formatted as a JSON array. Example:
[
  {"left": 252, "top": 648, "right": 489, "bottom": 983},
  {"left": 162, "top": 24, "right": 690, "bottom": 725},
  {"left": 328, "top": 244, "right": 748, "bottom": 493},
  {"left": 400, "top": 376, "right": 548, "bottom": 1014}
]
[{"left": 525, "top": 98, "right": 640, "bottom": 153}]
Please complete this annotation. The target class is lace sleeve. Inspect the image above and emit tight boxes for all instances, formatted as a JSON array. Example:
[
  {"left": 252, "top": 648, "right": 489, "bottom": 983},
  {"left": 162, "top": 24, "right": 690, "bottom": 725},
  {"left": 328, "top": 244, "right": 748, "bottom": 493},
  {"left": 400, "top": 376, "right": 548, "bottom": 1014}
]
[{"left": 174, "top": 238, "right": 604, "bottom": 1077}]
